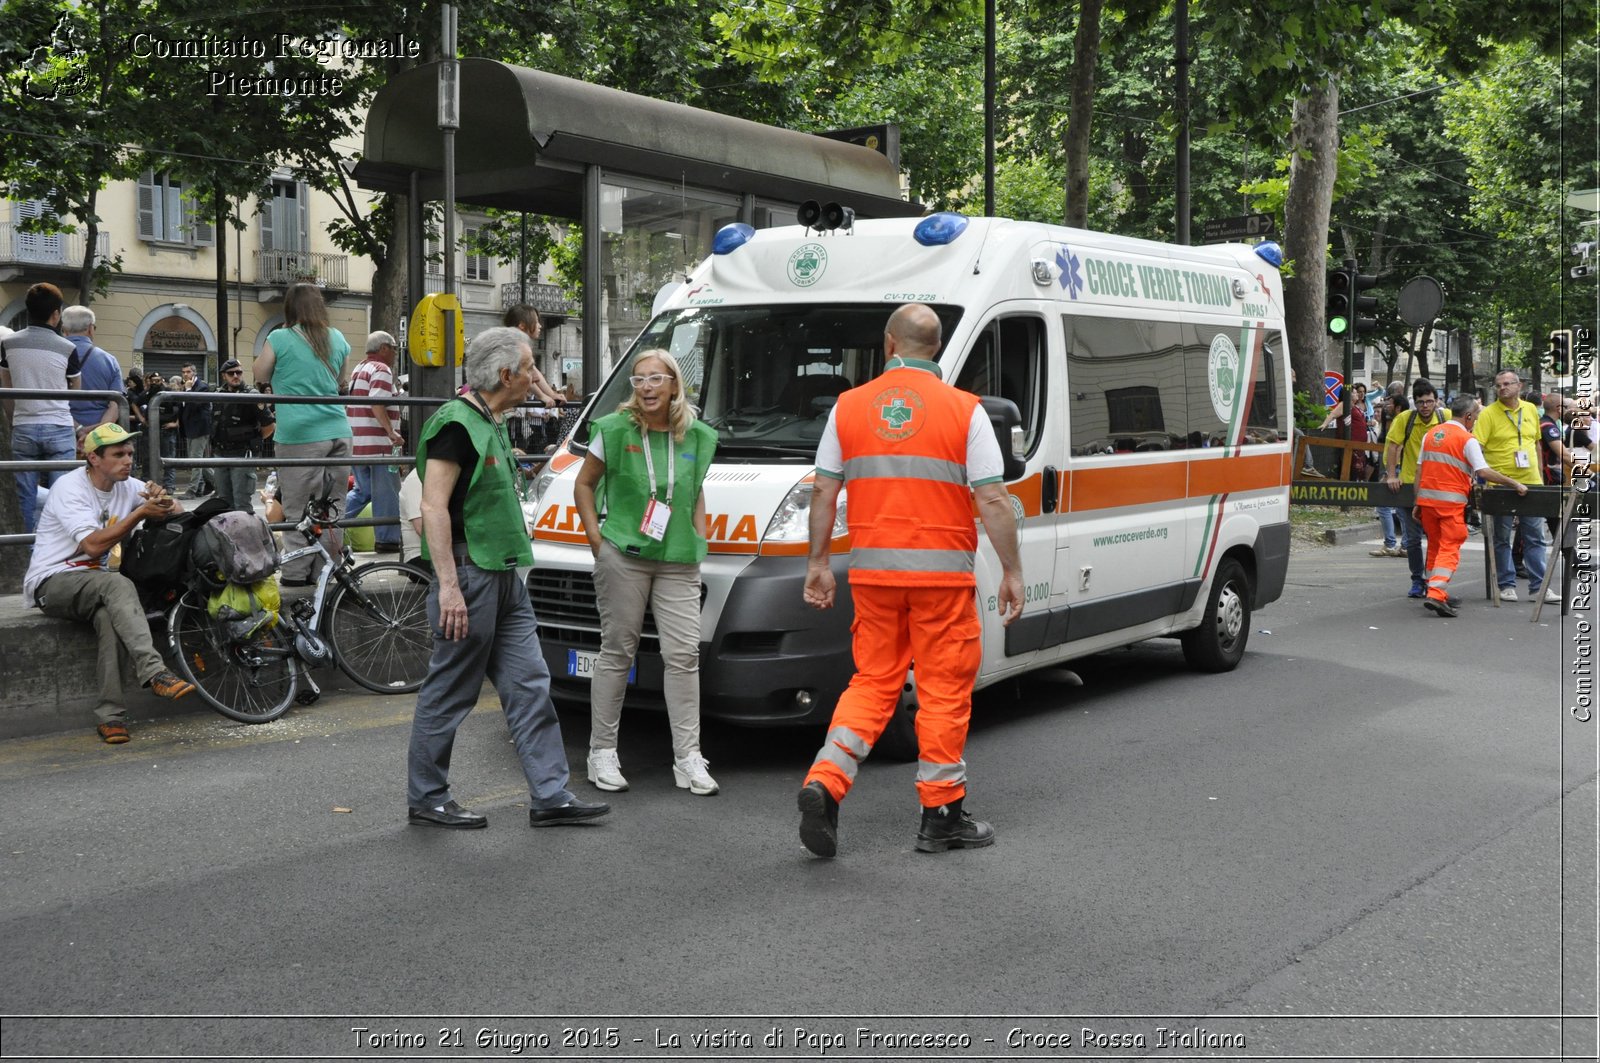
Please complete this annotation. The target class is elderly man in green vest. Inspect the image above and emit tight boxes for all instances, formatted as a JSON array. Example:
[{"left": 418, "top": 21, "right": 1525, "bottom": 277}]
[{"left": 405, "top": 326, "right": 610, "bottom": 830}]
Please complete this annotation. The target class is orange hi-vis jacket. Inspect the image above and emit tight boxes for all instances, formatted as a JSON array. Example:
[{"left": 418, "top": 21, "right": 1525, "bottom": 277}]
[
  {"left": 834, "top": 365, "right": 980, "bottom": 588},
  {"left": 1415, "top": 420, "right": 1475, "bottom": 509}
]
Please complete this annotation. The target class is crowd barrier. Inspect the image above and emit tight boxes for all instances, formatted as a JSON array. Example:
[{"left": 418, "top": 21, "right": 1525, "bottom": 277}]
[{"left": 1, "top": 386, "right": 581, "bottom": 550}]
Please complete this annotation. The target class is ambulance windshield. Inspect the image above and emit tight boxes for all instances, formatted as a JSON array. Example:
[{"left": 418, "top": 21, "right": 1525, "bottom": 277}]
[{"left": 576, "top": 304, "right": 964, "bottom": 459}]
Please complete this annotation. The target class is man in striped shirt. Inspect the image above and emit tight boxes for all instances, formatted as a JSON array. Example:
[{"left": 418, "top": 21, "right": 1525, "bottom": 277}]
[{"left": 343, "top": 331, "right": 403, "bottom": 551}]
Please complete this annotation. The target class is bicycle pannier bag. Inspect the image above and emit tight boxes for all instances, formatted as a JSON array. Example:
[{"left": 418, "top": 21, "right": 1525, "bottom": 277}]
[
  {"left": 191, "top": 511, "right": 280, "bottom": 591},
  {"left": 122, "top": 497, "right": 231, "bottom": 597}
]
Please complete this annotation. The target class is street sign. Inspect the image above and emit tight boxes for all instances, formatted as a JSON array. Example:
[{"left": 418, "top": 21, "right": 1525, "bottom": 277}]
[
  {"left": 1323, "top": 370, "right": 1344, "bottom": 407},
  {"left": 1201, "top": 213, "right": 1274, "bottom": 243},
  {"left": 1397, "top": 275, "right": 1444, "bottom": 326}
]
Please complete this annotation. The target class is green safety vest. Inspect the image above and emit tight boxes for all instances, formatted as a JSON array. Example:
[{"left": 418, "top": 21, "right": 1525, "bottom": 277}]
[
  {"left": 416, "top": 397, "right": 532, "bottom": 570},
  {"left": 593, "top": 412, "right": 717, "bottom": 563}
]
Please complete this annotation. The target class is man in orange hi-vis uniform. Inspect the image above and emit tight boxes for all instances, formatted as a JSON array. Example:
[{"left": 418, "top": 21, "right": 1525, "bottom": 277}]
[
  {"left": 798, "top": 303, "right": 1024, "bottom": 857},
  {"left": 1414, "top": 393, "right": 1527, "bottom": 618}
]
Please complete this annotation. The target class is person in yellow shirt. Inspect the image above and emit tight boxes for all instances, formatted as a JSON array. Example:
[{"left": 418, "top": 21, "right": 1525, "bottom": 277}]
[
  {"left": 1474, "top": 370, "right": 1556, "bottom": 603},
  {"left": 1383, "top": 380, "right": 1451, "bottom": 598}
]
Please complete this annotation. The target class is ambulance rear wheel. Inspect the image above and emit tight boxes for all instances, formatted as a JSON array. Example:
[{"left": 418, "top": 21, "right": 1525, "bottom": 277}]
[
  {"left": 1181, "top": 557, "right": 1250, "bottom": 672},
  {"left": 873, "top": 683, "right": 920, "bottom": 762}
]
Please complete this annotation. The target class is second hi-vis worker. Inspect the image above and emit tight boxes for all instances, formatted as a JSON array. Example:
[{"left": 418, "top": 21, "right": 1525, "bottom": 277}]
[
  {"left": 797, "top": 304, "right": 1024, "bottom": 857},
  {"left": 1413, "top": 393, "right": 1527, "bottom": 618}
]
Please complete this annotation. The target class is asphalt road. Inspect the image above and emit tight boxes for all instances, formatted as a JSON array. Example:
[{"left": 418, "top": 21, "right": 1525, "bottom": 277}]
[{"left": 0, "top": 533, "right": 1594, "bottom": 1061}]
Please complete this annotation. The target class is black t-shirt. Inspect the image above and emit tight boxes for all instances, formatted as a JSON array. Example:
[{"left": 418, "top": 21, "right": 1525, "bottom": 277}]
[{"left": 425, "top": 420, "right": 478, "bottom": 546}]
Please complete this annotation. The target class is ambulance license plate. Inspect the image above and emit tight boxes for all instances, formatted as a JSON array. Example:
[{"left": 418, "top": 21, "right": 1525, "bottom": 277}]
[{"left": 566, "top": 649, "right": 634, "bottom": 683}]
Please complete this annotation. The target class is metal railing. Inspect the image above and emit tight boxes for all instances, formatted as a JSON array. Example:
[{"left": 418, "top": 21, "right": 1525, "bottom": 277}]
[
  {"left": 253, "top": 249, "right": 349, "bottom": 289},
  {"left": 0, "top": 222, "right": 111, "bottom": 269},
  {"left": 3, "top": 387, "right": 578, "bottom": 549}
]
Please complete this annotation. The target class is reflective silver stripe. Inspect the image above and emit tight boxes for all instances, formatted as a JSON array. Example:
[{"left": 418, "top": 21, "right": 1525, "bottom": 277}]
[
  {"left": 850, "top": 547, "right": 975, "bottom": 572},
  {"left": 825, "top": 725, "right": 871, "bottom": 759},
  {"left": 1416, "top": 488, "right": 1469, "bottom": 503},
  {"left": 812, "top": 743, "right": 860, "bottom": 781},
  {"left": 1419, "top": 451, "right": 1473, "bottom": 475},
  {"left": 916, "top": 758, "right": 968, "bottom": 784},
  {"left": 843, "top": 454, "right": 968, "bottom": 486}
]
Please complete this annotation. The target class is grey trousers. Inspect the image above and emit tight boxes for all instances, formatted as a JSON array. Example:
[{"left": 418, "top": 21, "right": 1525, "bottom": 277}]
[
  {"left": 406, "top": 562, "right": 576, "bottom": 810},
  {"left": 276, "top": 438, "right": 349, "bottom": 581},
  {"left": 184, "top": 436, "right": 212, "bottom": 493},
  {"left": 37, "top": 569, "right": 166, "bottom": 723},
  {"left": 589, "top": 539, "right": 704, "bottom": 759},
  {"left": 212, "top": 452, "right": 257, "bottom": 513}
]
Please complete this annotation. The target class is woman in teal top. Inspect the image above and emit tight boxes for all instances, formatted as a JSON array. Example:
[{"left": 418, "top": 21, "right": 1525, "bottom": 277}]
[
  {"left": 574, "top": 348, "right": 720, "bottom": 796},
  {"left": 254, "top": 283, "right": 352, "bottom": 583}
]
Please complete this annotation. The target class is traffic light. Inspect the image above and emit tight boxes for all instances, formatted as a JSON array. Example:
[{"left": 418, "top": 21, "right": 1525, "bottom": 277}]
[
  {"left": 1549, "top": 329, "right": 1572, "bottom": 374},
  {"left": 1326, "top": 267, "right": 1352, "bottom": 336},
  {"left": 1351, "top": 269, "right": 1379, "bottom": 335}
]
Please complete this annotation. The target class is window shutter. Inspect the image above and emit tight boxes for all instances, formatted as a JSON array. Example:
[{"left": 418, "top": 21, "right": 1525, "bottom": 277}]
[
  {"left": 190, "top": 195, "right": 214, "bottom": 247},
  {"left": 258, "top": 186, "right": 275, "bottom": 251},
  {"left": 296, "top": 180, "right": 309, "bottom": 253},
  {"left": 137, "top": 171, "right": 156, "bottom": 240}
]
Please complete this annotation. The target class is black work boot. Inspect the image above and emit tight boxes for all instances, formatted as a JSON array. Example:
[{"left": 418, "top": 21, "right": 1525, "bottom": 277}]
[
  {"left": 914, "top": 798, "right": 995, "bottom": 853},
  {"left": 797, "top": 781, "right": 840, "bottom": 857}
]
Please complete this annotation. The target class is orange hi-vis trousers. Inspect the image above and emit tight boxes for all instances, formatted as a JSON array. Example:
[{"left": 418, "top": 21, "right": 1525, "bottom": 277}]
[
  {"left": 805, "top": 583, "right": 984, "bottom": 809},
  {"left": 1418, "top": 505, "right": 1469, "bottom": 602}
]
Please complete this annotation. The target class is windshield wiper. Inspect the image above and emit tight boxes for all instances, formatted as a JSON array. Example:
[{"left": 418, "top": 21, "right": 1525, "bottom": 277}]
[{"left": 714, "top": 442, "right": 817, "bottom": 459}]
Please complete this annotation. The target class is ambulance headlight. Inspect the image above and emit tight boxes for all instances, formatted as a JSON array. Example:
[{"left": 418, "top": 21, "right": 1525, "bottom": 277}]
[
  {"left": 763, "top": 481, "right": 848, "bottom": 544},
  {"left": 527, "top": 467, "right": 560, "bottom": 510}
]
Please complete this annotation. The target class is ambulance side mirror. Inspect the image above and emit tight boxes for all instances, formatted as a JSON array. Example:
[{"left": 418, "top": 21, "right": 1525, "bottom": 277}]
[{"left": 980, "top": 396, "right": 1026, "bottom": 481}]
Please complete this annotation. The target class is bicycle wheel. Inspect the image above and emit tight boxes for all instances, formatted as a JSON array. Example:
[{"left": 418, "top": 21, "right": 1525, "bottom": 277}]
[
  {"left": 168, "top": 599, "right": 297, "bottom": 723},
  {"left": 326, "top": 562, "right": 435, "bottom": 693}
]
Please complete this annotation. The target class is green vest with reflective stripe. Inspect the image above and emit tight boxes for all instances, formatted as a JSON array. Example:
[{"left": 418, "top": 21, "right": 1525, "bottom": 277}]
[{"left": 416, "top": 398, "right": 532, "bottom": 570}]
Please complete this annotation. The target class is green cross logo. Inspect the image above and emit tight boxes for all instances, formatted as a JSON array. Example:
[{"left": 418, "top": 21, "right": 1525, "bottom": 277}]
[{"left": 880, "top": 399, "right": 914, "bottom": 429}]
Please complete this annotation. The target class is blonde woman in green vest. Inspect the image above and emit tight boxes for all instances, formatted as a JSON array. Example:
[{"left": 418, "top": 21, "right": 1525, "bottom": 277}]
[{"left": 574, "top": 348, "right": 720, "bottom": 795}]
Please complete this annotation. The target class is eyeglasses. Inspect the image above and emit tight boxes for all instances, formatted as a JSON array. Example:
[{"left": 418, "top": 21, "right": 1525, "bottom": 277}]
[
  {"left": 223, "top": 370, "right": 243, "bottom": 376},
  {"left": 629, "top": 373, "right": 675, "bottom": 389}
]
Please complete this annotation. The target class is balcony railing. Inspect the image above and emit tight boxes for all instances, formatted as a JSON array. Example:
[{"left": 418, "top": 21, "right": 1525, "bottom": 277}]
[
  {"left": 253, "top": 249, "right": 349, "bottom": 289},
  {"left": 501, "top": 281, "right": 578, "bottom": 316},
  {"left": 0, "top": 222, "right": 111, "bottom": 270}
]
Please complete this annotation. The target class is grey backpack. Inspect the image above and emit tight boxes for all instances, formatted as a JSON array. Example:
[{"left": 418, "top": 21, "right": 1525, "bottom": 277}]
[{"left": 190, "top": 511, "right": 279, "bottom": 592}]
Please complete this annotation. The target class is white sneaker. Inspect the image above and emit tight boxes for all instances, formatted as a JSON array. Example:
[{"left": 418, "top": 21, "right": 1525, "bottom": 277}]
[
  {"left": 586, "top": 748, "right": 629, "bottom": 792},
  {"left": 1543, "top": 585, "right": 1563, "bottom": 603},
  {"left": 1499, "top": 587, "right": 1519, "bottom": 602},
  {"left": 672, "top": 752, "right": 719, "bottom": 796}
]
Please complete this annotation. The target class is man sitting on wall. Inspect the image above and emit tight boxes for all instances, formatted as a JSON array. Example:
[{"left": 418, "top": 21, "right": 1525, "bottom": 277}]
[{"left": 23, "top": 424, "right": 197, "bottom": 744}]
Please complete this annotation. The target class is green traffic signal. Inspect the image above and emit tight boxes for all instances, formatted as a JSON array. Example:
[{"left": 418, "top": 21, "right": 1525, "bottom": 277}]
[{"left": 1328, "top": 316, "right": 1349, "bottom": 335}]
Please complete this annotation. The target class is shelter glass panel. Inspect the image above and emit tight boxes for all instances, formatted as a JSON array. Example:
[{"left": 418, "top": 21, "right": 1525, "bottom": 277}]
[{"left": 599, "top": 175, "right": 739, "bottom": 376}]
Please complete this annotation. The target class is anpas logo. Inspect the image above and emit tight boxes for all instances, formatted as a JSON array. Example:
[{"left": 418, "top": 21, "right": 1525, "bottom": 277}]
[
  {"left": 1055, "top": 245, "right": 1085, "bottom": 300},
  {"left": 1207, "top": 333, "right": 1240, "bottom": 423},
  {"left": 872, "top": 387, "right": 924, "bottom": 441},
  {"left": 787, "top": 243, "right": 828, "bottom": 287},
  {"left": 24, "top": 14, "right": 89, "bottom": 101}
]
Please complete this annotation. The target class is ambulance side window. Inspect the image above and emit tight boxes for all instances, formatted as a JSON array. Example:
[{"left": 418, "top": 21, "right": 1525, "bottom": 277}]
[
  {"left": 1184, "top": 322, "right": 1285, "bottom": 447},
  {"left": 1064, "top": 315, "right": 1188, "bottom": 456},
  {"left": 954, "top": 316, "right": 1046, "bottom": 456}
]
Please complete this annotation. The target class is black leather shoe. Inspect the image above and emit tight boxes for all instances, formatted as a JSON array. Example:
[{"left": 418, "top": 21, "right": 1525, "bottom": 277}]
[
  {"left": 528, "top": 798, "right": 610, "bottom": 827},
  {"left": 797, "top": 781, "right": 839, "bottom": 858},
  {"left": 408, "top": 800, "right": 487, "bottom": 829}
]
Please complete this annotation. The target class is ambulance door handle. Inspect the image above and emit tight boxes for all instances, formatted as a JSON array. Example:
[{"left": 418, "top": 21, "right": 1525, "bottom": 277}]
[{"left": 1041, "top": 466, "right": 1059, "bottom": 514}]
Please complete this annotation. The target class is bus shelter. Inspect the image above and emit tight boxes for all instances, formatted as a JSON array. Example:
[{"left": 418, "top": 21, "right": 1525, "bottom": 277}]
[{"left": 355, "top": 59, "right": 920, "bottom": 397}]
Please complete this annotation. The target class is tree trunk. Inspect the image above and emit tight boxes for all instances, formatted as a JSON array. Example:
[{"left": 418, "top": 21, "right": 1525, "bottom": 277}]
[
  {"left": 371, "top": 194, "right": 408, "bottom": 344},
  {"left": 76, "top": 186, "right": 102, "bottom": 305},
  {"left": 1280, "top": 80, "right": 1340, "bottom": 405},
  {"left": 1061, "top": 0, "right": 1105, "bottom": 229},
  {"left": 1459, "top": 327, "right": 1475, "bottom": 398}
]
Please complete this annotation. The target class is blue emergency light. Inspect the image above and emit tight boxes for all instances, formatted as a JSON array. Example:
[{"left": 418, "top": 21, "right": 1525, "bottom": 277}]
[
  {"left": 712, "top": 223, "right": 755, "bottom": 255},
  {"left": 913, "top": 212, "right": 969, "bottom": 246},
  {"left": 1253, "top": 241, "right": 1284, "bottom": 268}
]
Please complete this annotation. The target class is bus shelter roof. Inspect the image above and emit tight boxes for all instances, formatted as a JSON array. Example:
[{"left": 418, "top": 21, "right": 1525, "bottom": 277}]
[{"left": 355, "top": 59, "right": 920, "bottom": 219}]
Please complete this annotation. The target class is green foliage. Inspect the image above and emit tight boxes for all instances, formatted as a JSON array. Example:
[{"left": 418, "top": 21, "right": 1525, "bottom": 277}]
[{"left": 1294, "top": 389, "right": 1327, "bottom": 432}]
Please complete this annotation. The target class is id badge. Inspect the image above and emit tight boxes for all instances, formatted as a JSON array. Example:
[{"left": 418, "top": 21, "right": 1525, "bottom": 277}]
[
  {"left": 1515, "top": 450, "right": 1531, "bottom": 470},
  {"left": 641, "top": 499, "right": 672, "bottom": 541}
]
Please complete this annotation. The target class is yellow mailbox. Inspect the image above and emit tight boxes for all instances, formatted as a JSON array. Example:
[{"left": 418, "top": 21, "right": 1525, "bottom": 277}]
[{"left": 408, "top": 293, "right": 465, "bottom": 367}]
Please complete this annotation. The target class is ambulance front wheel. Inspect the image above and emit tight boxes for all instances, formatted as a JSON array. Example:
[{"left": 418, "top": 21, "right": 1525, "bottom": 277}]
[
  {"left": 1181, "top": 557, "right": 1251, "bottom": 672},
  {"left": 873, "top": 683, "right": 920, "bottom": 762}
]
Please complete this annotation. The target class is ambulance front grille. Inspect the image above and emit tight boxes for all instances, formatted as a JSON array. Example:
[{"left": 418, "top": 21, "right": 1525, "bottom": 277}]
[{"left": 527, "top": 568, "right": 659, "bottom": 653}]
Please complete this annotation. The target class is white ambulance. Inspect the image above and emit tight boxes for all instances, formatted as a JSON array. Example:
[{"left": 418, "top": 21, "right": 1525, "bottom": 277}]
[{"left": 524, "top": 214, "right": 1292, "bottom": 755}]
